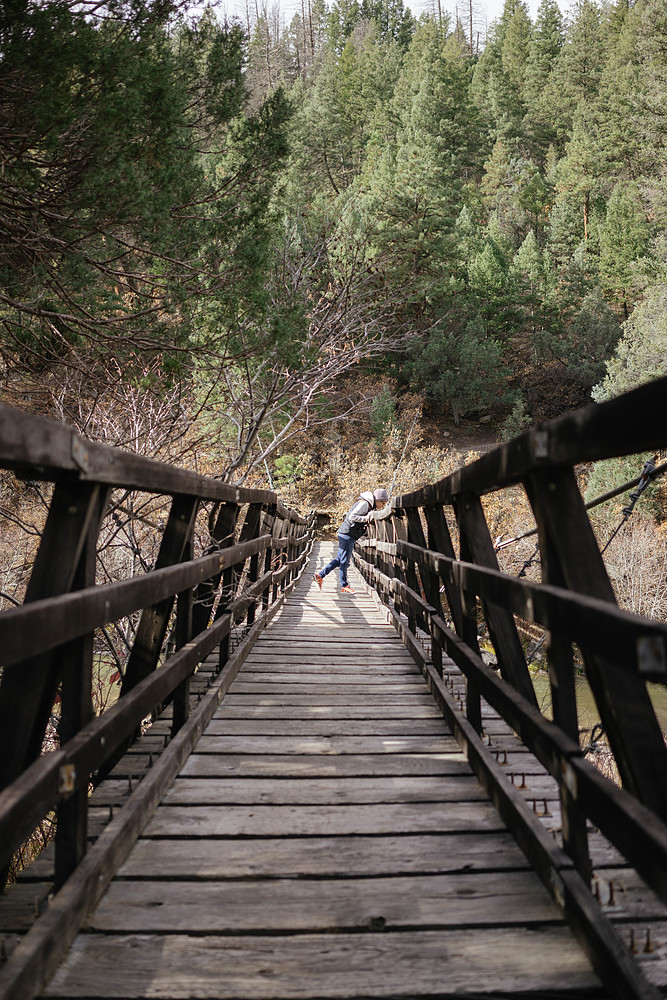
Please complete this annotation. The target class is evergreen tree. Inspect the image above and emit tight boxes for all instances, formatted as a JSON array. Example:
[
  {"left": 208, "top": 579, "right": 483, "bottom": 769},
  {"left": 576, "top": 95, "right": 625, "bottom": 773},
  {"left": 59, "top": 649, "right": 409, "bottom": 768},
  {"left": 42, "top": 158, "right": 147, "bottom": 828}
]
[
  {"left": 0, "top": 1, "right": 291, "bottom": 380},
  {"left": 592, "top": 284, "right": 667, "bottom": 402},
  {"left": 522, "top": 0, "right": 564, "bottom": 158},
  {"left": 500, "top": 0, "right": 532, "bottom": 95},
  {"left": 598, "top": 181, "right": 650, "bottom": 317}
]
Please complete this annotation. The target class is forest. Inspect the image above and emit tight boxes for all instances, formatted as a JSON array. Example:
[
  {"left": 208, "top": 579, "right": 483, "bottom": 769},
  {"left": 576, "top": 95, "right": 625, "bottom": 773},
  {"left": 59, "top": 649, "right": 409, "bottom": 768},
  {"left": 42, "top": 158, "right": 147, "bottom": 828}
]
[
  {"left": 1, "top": 0, "right": 667, "bottom": 537},
  {"left": 2, "top": 0, "right": 667, "bottom": 469}
]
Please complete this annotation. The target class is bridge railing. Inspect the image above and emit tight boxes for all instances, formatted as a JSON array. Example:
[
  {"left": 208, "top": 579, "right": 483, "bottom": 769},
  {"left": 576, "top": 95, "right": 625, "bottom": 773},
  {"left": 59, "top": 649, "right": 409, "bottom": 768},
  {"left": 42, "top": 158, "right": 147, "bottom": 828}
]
[
  {"left": 0, "top": 405, "right": 315, "bottom": 899},
  {"left": 355, "top": 375, "right": 667, "bottom": 1000}
]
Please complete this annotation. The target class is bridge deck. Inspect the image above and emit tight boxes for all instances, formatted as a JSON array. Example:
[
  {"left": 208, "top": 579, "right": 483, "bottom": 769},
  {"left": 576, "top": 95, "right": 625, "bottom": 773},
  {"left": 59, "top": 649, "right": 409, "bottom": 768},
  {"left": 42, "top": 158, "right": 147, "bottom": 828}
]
[{"left": 39, "top": 544, "right": 619, "bottom": 998}]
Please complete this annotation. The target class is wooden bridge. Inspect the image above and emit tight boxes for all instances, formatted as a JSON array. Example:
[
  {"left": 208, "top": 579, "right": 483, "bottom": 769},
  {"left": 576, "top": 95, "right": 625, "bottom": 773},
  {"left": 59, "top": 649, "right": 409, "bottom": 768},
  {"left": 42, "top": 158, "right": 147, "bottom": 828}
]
[{"left": 0, "top": 378, "right": 667, "bottom": 999}]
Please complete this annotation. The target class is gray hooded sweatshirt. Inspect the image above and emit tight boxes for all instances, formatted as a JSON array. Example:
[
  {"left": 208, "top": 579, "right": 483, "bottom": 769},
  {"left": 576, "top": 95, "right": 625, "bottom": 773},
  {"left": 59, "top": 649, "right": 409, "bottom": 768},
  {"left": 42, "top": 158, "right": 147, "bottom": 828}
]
[{"left": 339, "top": 491, "right": 376, "bottom": 541}]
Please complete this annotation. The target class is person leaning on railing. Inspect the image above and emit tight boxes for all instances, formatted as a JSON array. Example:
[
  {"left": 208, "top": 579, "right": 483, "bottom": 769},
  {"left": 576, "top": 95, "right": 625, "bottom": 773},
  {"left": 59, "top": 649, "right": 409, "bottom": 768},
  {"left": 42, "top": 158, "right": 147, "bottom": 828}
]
[{"left": 313, "top": 488, "right": 389, "bottom": 595}]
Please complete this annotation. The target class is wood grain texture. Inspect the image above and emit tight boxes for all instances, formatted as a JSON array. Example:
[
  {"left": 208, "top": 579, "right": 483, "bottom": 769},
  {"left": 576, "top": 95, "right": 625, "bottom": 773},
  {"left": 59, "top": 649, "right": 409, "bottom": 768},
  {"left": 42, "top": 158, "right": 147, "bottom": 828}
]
[{"left": 44, "top": 928, "right": 604, "bottom": 999}]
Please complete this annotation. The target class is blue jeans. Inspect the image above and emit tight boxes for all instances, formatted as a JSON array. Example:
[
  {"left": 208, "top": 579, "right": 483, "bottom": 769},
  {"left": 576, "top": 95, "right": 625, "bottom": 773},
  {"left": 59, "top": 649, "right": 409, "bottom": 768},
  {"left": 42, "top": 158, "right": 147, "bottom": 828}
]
[{"left": 320, "top": 533, "right": 356, "bottom": 587}]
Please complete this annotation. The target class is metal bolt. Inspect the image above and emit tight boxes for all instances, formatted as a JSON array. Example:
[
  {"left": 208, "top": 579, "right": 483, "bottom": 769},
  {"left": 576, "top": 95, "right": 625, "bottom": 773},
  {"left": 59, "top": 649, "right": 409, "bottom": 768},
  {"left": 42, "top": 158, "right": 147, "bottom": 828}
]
[
  {"left": 593, "top": 879, "right": 600, "bottom": 902},
  {"left": 542, "top": 798, "right": 551, "bottom": 816},
  {"left": 644, "top": 929, "right": 654, "bottom": 954},
  {"left": 608, "top": 881, "right": 615, "bottom": 906},
  {"left": 109, "top": 804, "right": 114, "bottom": 821},
  {"left": 128, "top": 775, "right": 133, "bottom": 792},
  {"left": 629, "top": 929, "right": 638, "bottom": 954},
  {"left": 519, "top": 773, "right": 527, "bottom": 789}
]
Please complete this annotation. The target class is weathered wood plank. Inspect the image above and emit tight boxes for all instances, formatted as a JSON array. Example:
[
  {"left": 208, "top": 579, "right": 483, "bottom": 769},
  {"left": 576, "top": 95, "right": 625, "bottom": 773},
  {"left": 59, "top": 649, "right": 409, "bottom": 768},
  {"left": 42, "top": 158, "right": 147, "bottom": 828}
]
[
  {"left": 162, "top": 775, "right": 488, "bottom": 805},
  {"left": 215, "top": 704, "right": 442, "bottom": 719},
  {"left": 222, "top": 693, "right": 439, "bottom": 706},
  {"left": 180, "top": 752, "right": 469, "bottom": 778},
  {"left": 143, "top": 801, "right": 506, "bottom": 837},
  {"left": 230, "top": 674, "right": 427, "bottom": 686},
  {"left": 190, "top": 735, "right": 459, "bottom": 755},
  {"left": 43, "top": 927, "right": 603, "bottom": 998},
  {"left": 116, "top": 832, "right": 535, "bottom": 879},
  {"left": 87, "top": 871, "right": 562, "bottom": 933},
  {"left": 203, "top": 719, "right": 448, "bottom": 736},
  {"left": 241, "top": 660, "right": 417, "bottom": 671}
]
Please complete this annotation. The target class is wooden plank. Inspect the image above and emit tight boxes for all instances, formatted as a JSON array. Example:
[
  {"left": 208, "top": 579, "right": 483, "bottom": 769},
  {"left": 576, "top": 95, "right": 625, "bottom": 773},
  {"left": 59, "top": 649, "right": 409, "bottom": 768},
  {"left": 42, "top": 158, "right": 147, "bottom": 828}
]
[
  {"left": 239, "top": 665, "right": 419, "bottom": 674},
  {"left": 203, "top": 719, "right": 449, "bottom": 736},
  {"left": 215, "top": 704, "right": 442, "bottom": 719},
  {"left": 221, "top": 694, "right": 439, "bottom": 706},
  {"left": 230, "top": 674, "right": 426, "bottom": 685},
  {"left": 181, "top": 753, "right": 470, "bottom": 778},
  {"left": 162, "top": 775, "right": 488, "bottom": 805},
  {"left": 117, "top": 831, "right": 535, "bottom": 879},
  {"left": 142, "top": 801, "right": 505, "bottom": 837},
  {"left": 190, "top": 735, "right": 459, "bottom": 755},
  {"left": 87, "top": 871, "right": 562, "bottom": 933},
  {"left": 43, "top": 927, "right": 603, "bottom": 998}
]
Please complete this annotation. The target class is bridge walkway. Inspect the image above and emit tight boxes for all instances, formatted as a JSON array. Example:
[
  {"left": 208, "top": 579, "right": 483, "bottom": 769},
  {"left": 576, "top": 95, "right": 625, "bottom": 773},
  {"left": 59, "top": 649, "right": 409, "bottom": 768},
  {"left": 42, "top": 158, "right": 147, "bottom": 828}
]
[{"left": 35, "top": 542, "right": 639, "bottom": 999}]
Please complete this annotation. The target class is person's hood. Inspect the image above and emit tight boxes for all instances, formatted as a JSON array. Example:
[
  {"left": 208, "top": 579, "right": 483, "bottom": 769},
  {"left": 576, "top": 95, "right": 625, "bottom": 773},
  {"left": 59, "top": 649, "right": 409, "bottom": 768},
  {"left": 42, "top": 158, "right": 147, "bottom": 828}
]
[{"left": 359, "top": 491, "right": 375, "bottom": 507}]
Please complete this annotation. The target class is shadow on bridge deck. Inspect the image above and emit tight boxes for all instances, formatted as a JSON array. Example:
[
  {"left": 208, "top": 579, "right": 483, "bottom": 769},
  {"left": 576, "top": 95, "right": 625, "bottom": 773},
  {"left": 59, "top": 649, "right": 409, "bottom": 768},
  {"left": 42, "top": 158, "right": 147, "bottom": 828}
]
[{"left": 22, "top": 542, "right": 662, "bottom": 1000}]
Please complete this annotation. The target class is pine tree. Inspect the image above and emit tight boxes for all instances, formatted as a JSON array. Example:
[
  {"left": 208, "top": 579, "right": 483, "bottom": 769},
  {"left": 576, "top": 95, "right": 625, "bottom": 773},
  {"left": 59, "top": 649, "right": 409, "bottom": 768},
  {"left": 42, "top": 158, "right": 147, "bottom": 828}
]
[
  {"left": 522, "top": 0, "right": 564, "bottom": 158},
  {"left": 598, "top": 181, "right": 649, "bottom": 317}
]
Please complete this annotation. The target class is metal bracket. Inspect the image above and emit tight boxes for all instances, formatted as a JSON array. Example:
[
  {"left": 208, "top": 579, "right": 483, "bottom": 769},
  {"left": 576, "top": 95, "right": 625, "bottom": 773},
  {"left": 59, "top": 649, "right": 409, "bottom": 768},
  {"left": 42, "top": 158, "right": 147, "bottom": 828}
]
[
  {"left": 637, "top": 635, "right": 666, "bottom": 678},
  {"left": 530, "top": 429, "right": 549, "bottom": 460},
  {"left": 71, "top": 436, "right": 90, "bottom": 473},
  {"left": 58, "top": 763, "right": 76, "bottom": 796},
  {"left": 549, "top": 868, "right": 565, "bottom": 908},
  {"left": 561, "top": 759, "right": 578, "bottom": 800}
]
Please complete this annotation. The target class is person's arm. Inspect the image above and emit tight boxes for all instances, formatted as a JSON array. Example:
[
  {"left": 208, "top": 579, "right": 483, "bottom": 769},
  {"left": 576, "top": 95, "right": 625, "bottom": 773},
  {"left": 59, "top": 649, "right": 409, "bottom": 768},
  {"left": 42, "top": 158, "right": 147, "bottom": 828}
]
[{"left": 347, "top": 499, "right": 373, "bottom": 525}]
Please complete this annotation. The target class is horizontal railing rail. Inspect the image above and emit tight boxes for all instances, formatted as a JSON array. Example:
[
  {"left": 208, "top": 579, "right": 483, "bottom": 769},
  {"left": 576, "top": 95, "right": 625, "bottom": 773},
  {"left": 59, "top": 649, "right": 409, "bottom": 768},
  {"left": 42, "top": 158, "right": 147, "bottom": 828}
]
[{"left": 355, "top": 374, "right": 667, "bottom": 1000}]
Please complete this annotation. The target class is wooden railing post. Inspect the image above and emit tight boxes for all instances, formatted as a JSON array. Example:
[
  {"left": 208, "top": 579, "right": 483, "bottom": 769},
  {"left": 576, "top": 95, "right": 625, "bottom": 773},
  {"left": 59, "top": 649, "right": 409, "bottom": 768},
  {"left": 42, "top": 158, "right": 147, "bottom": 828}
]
[
  {"left": 191, "top": 501, "right": 240, "bottom": 638},
  {"left": 528, "top": 467, "right": 667, "bottom": 820},
  {"left": 455, "top": 494, "right": 537, "bottom": 710},
  {"left": 171, "top": 534, "right": 194, "bottom": 737},
  {"left": 392, "top": 512, "right": 416, "bottom": 628},
  {"left": 54, "top": 486, "right": 110, "bottom": 890},
  {"left": 423, "top": 503, "right": 463, "bottom": 635},
  {"left": 0, "top": 479, "right": 107, "bottom": 798},
  {"left": 262, "top": 502, "right": 278, "bottom": 612},
  {"left": 120, "top": 494, "right": 199, "bottom": 696},
  {"left": 404, "top": 507, "right": 444, "bottom": 676},
  {"left": 218, "top": 501, "right": 263, "bottom": 669}
]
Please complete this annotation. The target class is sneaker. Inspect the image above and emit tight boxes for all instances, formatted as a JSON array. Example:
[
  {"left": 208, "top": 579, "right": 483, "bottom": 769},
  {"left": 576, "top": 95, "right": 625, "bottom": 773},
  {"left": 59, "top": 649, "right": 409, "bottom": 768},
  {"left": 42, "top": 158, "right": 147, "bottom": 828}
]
[
  {"left": 313, "top": 573, "right": 323, "bottom": 590},
  {"left": 341, "top": 585, "right": 355, "bottom": 594}
]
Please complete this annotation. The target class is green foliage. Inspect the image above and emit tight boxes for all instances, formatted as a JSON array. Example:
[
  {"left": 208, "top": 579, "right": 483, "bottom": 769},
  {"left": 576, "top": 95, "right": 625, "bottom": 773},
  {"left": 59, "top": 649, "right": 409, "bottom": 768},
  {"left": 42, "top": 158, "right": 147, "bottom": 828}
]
[
  {"left": 0, "top": 1, "right": 291, "bottom": 380},
  {"left": 593, "top": 285, "right": 667, "bottom": 401},
  {"left": 499, "top": 393, "right": 532, "bottom": 441},
  {"left": 407, "top": 324, "right": 507, "bottom": 424},
  {"left": 536, "top": 287, "right": 621, "bottom": 387},
  {"left": 370, "top": 386, "right": 398, "bottom": 444},
  {"left": 598, "top": 181, "right": 650, "bottom": 314},
  {"left": 274, "top": 454, "right": 305, "bottom": 485},
  {"left": 585, "top": 455, "right": 662, "bottom": 519},
  {"left": 9, "top": 0, "right": 667, "bottom": 476}
]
